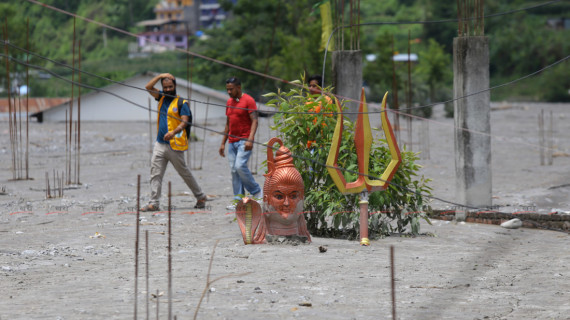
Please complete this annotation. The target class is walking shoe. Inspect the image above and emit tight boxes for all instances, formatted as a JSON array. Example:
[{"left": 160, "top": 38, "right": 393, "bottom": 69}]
[
  {"left": 194, "top": 197, "right": 207, "bottom": 209},
  {"left": 140, "top": 204, "right": 160, "bottom": 212},
  {"left": 252, "top": 190, "right": 263, "bottom": 201}
]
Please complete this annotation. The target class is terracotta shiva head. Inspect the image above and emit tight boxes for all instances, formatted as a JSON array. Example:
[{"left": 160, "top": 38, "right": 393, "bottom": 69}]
[{"left": 263, "top": 138, "right": 305, "bottom": 218}]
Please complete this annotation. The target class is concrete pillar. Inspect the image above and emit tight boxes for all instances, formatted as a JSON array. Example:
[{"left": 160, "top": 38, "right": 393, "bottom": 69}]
[
  {"left": 453, "top": 36, "right": 492, "bottom": 216},
  {"left": 332, "top": 50, "right": 362, "bottom": 122}
]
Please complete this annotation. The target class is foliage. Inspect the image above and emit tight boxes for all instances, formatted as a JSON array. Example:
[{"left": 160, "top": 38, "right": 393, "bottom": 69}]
[
  {"left": 192, "top": 0, "right": 323, "bottom": 99},
  {"left": 362, "top": 31, "right": 398, "bottom": 103},
  {"left": 264, "top": 76, "right": 432, "bottom": 239}
]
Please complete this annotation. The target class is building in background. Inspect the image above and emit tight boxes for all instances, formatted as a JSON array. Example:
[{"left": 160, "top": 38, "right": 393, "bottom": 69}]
[{"left": 135, "top": 0, "right": 236, "bottom": 54}]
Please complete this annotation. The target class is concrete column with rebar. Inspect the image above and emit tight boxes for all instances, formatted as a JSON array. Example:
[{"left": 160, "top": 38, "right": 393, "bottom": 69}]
[
  {"left": 453, "top": 36, "right": 492, "bottom": 213},
  {"left": 332, "top": 50, "right": 362, "bottom": 123}
]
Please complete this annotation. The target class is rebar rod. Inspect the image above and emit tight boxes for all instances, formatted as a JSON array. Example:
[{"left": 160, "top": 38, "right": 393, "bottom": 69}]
[
  {"left": 77, "top": 40, "right": 81, "bottom": 184},
  {"left": 25, "top": 18, "right": 30, "bottom": 179},
  {"left": 199, "top": 97, "right": 209, "bottom": 170},
  {"left": 391, "top": 246, "right": 396, "bottom": 319},
  {"left": 407, "top": 30, "right": 412, "bottom": 151},
  {"left": 168, "top": 181, "right": 172, "bottom": 320},
  {"left": 69, "top": 17, "right": 76, "bottom": 184},
  {"left": 4, "top": 22, "right": 15, "bottom": 180},
  {"left": 148, "top": 98, "right": 152, "bottom": 167},
  {"left": 134, "top": 175, "right": 140, "bottom": 319},
  {"left": 548, "top": 110, "right": 553, "bottom": 165},
  {"left": 539, "top": 110, "right": 545, "bottom": 165},
  {"left": 146, "top": 230, "right": 150, "bottom": 320}
]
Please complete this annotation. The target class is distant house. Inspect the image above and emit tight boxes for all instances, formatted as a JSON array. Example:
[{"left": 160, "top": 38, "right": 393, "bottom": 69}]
[
  {"left": 136, "top": 0, "right": 236, "bottom": 53},
  {"left": 34, "top": 72, "right": 234, "bottom": 123},
  {"left": 199, "top": 0, "right": 235, "bottom": 29},
  {"left": 392, "top": 53, "right": 418, "bottom": 63},
  {"left": 0, "top": 97, "right": 70, "bottom": 121}
]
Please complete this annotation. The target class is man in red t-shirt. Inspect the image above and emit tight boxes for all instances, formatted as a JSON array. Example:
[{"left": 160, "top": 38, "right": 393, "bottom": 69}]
[{"left": 219, "top": 77, "right": 263, "bottom": 210}]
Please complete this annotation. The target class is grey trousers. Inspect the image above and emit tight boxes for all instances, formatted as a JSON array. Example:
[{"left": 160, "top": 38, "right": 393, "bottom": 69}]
[{"left": 149, "top": 142, "right": 205, "bottom": 206}]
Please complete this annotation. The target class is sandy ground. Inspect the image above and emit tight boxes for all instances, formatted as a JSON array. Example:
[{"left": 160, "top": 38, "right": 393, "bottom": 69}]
[{"left": 0, "top": 102, "right": 569, "bottom": 319}]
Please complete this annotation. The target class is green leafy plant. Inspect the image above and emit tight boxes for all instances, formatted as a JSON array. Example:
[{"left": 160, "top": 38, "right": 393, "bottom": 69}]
[{"left": 264, "top": 77, "right": 432, "bottom": 239}]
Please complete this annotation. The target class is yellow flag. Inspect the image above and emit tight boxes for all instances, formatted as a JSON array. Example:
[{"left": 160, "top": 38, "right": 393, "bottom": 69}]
[{"left": 320, "top": 2, "right": 334, "bottom": 52}]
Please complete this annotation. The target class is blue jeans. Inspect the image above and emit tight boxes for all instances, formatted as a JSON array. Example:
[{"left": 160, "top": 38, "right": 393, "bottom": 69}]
[{"left": 227, "top": 140, "right": 261, "bottom": 200}]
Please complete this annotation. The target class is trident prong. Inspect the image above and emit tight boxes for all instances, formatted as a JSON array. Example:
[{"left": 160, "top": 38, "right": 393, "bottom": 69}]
[
  {"left": 327, "top": 89, "right": 401, "bottom": 193},
  {"left": 326, "top": 89, "right": 402, "bottom": 245}
]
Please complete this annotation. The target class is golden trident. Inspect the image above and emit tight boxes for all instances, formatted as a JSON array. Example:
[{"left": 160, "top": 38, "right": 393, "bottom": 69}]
[{"left": 326, "top": 89, "right": 401, "bottom": 246}]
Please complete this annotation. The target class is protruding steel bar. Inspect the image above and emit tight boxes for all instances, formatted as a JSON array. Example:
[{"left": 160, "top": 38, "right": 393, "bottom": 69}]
[
  {"left": 65, "top": 109, "right": 68, "bottom": 185},
  {"left": 548, "top": 110, "right": 554, "bottom": 166},
  {"left": 539, "top": 110, "right": 545, "bottom": 165},
  {"left": 406, "top": 30, "right": 412, "bottom": 152},
  {"left": 391, "top": 245, "right": 396, "bottom": 319},
  {"left": 134, "top": 175, "right": 140, "bottom": 319},
  {"left": 145, "top": 229, "right": 150, "bottom": 320},
  {"left": 191, "top": 100, "right": 197, "bottom": 170},
  {"left": 156, "top": 289, "right": 159, "bottom": 320},
  {"left": 77, "top": 40, "right": 81, "bottom": 184},
  {"left": 26, "top": 18, "right": 30, "bottom": 180},
  {"left": 168, "top": 181, "right": 172, "bottom": 320},
  {"left": 18, "top": 95, "right": 22, "bottom": 178},
  {"left": 68, "top": 17, "right": 76, "bottom": 184},
  {"left": 45, "top": 172, "right": 49, "bottom": 199},
  {"left": 148, "top": 98, "right": 152, "bottom": 166},
  {"left": 391, "top": 37, "right": 400, "bottom": 137},
  {"left": 4, "top": 21, "right": 16, "bottom": 180},
  {"left": 199, "top": 97, "right": 209, "bottom": 170}
]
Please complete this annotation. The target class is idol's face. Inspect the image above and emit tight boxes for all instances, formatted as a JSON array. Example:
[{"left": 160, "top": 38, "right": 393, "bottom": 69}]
[{"left": 267, "top": 184, "right": 302, "bottom": 217}]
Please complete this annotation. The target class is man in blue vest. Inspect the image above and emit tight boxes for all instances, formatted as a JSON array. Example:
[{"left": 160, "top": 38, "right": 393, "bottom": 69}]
[{"left": 141, "top": 73, "right": 207, "bottom": 211}]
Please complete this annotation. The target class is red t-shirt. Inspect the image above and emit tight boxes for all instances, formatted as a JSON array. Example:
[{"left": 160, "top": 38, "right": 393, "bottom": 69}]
[{"left": 226, "top": 93, "right": 257, "bottom": 143}]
